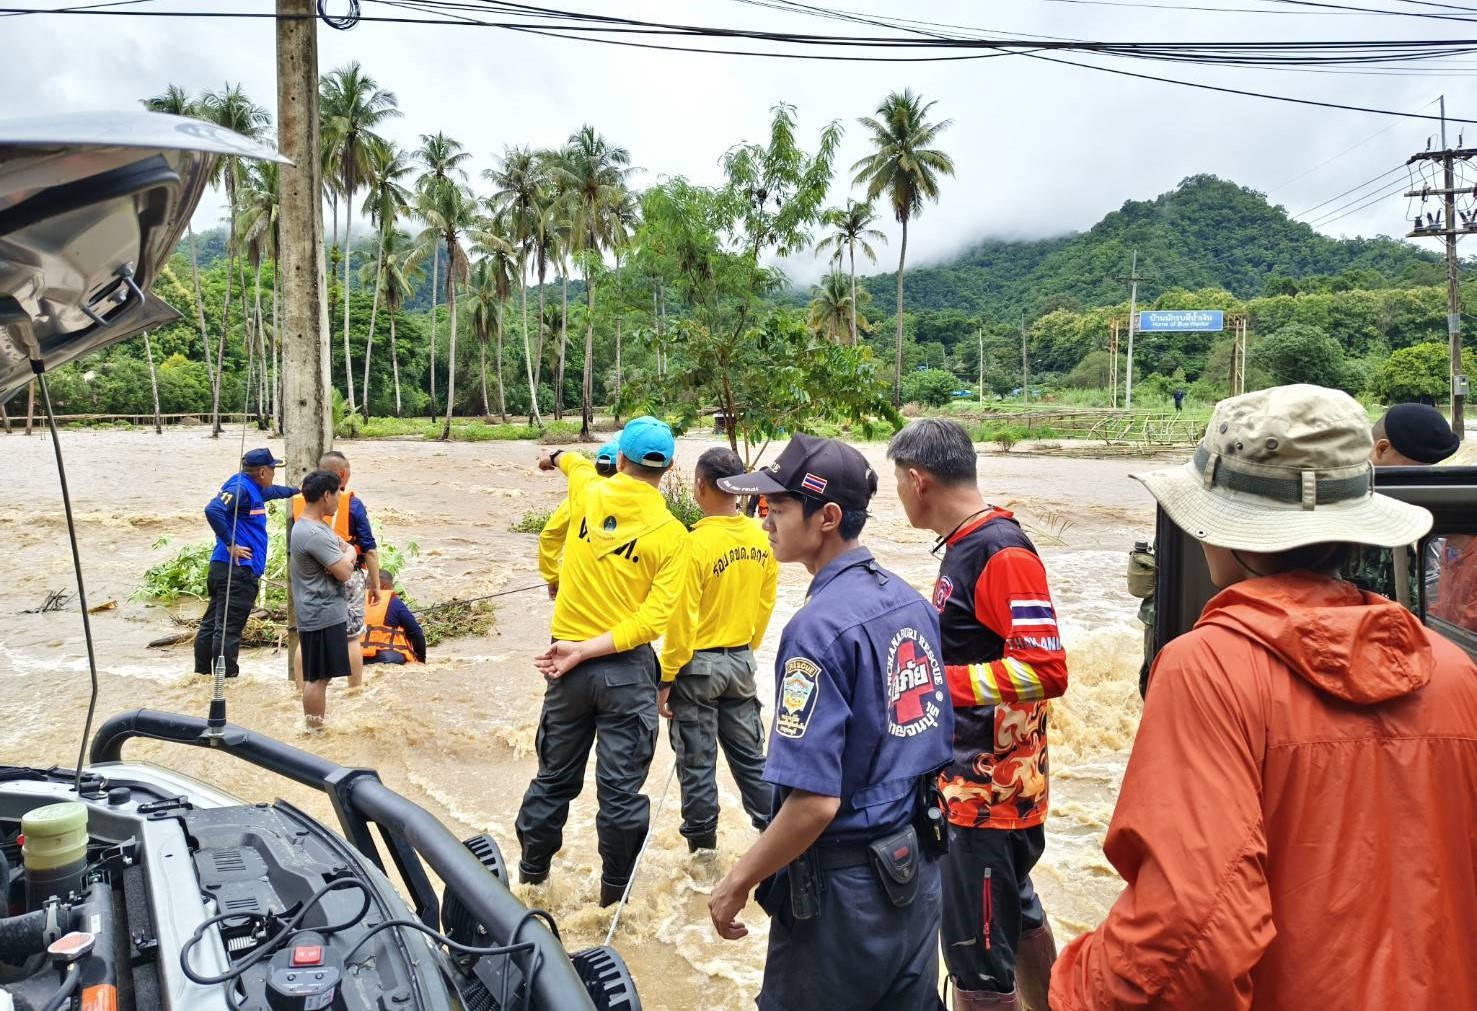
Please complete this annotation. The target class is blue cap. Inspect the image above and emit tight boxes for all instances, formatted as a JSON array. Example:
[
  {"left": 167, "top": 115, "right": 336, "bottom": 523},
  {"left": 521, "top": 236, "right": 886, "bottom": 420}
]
[
  {"left": 618, "top": 416, "right": 675, "bottom": 468},
  {"left": 242, "top": 447, "right": 284, "bottom": 468},
  {"left": 595, "top": 440, "right": 620, "bottom": 465}
]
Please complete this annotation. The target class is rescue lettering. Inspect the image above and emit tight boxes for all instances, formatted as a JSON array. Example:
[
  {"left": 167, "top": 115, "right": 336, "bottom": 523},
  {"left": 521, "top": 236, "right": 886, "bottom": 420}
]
[{"left": 710, "top": 544, "right": 771, "bottom": 577}]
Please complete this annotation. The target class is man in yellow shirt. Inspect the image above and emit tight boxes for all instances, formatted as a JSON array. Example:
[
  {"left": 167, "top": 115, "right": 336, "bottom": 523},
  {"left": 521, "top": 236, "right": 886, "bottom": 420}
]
[
  {"left": 538, "top": 439, "right": 618, "bottom": 598},
  {"left": 516, "top": 417, "right": 690, "bottom": 906},
  {"left": 659, "top": 447, "right": 778, "bottom": 852}
]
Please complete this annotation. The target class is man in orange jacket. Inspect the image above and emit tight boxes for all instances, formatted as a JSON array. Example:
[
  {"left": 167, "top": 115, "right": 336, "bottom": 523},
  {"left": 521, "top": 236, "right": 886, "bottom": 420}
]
[{"left": 1052, "top": 384, "right": 1477, "bottom": 1011}]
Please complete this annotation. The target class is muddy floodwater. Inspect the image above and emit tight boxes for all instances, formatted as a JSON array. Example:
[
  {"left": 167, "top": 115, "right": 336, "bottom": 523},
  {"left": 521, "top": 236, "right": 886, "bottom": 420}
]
[{"left": 0, "top": 426, "right": 1165, "bottom": 1009}]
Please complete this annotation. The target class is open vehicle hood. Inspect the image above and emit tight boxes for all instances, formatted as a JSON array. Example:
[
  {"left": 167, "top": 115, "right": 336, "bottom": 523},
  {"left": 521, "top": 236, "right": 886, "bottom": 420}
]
[{"left": 0, "top": 111, "right": 286, "bottom": 402}]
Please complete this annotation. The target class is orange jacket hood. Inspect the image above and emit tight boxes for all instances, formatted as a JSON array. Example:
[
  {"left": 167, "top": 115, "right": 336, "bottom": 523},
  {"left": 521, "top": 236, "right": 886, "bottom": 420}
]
[{"left": 1196, "top": 570, "right": 1434, "bottom": 705}]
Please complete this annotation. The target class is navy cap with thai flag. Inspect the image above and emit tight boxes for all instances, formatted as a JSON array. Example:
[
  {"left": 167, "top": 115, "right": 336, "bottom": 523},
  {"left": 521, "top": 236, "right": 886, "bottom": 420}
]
[{"left": 717, "top": 433, "right": 877, "bottom": 511}]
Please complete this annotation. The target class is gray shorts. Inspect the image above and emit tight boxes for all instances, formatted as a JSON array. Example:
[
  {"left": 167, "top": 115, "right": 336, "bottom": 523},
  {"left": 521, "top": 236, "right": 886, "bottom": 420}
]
[{"left": 345, "top": 567, "right": 367, "bottom": 637}]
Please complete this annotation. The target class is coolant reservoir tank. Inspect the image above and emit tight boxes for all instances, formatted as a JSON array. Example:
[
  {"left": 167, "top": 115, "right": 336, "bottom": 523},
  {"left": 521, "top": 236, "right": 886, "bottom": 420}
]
[{"left": 21, "top": 802, "right": 88, "bottom": 908}]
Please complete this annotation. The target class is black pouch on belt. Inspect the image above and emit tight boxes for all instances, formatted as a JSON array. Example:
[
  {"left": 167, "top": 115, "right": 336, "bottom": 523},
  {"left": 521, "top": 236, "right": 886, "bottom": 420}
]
[
  {"left": 787, "top": 848, "right": 824, "bottom": 921},
  {"left": 867, "top": 824, "right": 921, "bottom": 908}
]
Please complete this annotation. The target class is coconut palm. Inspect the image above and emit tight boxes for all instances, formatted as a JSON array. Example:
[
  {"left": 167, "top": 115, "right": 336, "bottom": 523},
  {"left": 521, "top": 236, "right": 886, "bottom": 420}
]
[
  {"left": 236, "top": 161, "right": 281, "bottom": 428},
  {"left": 815, "top": 200, "right": 886, "bottom": 346},
  {"left": 487, "top": 147, "right": 546, "bottom": 427},
  {"left": 141, "top": 85, "right": 215, "bottom": 390},
  {"left": 358, "top": 138, "right": 413, "bottom": 415},
  {"left": 415, "top": 180, "right": 475, "bottom": 441},
  {"left": 808, "top": 271, "right": 870, "bottom": 343},
  {"left": 471, "top": 221, "right": 518, "bottom": 421},
  {"left": 552, "top": 125, "right": 633, "bottom": 439},
  {"left": 199, "top": 83, "right": 270, "bottom": 435},
  {"left": 378, "top": 231, "right": 423, "bottom": 419},
  {"left": 414, "top": 132, "right": 471, "bottom": 417},
  {"left": 320, "top": 62, "right": 400, "bottom": 411},
  {"left": 851, "top": 89, "right": 955, "bottom": 405}
]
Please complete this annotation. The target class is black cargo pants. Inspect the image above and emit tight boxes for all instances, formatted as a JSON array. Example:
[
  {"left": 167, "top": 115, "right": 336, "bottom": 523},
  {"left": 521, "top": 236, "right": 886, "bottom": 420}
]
[
  {"left": 194, "top": 560, "right": 259, "bottom": 678},
  {"left": 515, "top": 645, "right": 660, "bottom": 888},
  {"left": 667, "top": 647, "right": 771, "bottom": 841}
]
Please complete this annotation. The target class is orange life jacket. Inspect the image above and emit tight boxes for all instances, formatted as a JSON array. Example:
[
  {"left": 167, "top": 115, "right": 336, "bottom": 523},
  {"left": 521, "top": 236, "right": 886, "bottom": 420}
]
[
  {"left": 361, "top": 591, "right": 419, "bottom": 663},
  {"left": 291, "top": 489, "right": 358, "bottom": 556}
]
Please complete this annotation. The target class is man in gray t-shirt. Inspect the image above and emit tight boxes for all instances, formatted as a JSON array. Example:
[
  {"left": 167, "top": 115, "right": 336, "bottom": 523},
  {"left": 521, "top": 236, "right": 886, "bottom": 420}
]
[
  {"left": 290, "top": 469, "right": 356, "bottom": 729},
  {"left": 292, "top": 517, "right": 350, "bottom": 631}
]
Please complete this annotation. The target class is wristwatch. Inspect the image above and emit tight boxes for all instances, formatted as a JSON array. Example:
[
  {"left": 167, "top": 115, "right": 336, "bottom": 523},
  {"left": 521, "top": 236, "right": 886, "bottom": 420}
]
[{"left": 547, "top": 449, "right": 564, "bottom": 464}]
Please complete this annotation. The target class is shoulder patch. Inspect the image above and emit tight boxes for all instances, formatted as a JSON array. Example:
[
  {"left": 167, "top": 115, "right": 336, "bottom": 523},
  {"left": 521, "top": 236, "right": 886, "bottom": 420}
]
[{"left": 776, "top": 657, "right": 822, "bottom": 739}]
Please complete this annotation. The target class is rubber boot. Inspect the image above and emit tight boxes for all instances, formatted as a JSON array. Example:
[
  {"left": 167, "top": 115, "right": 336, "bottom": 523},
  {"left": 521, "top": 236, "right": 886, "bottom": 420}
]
[
  {"left": 517, "top": 861, "right": 548, "bottom": 886},
  {"left": 1016, "top": 921, "right": 1058, "bottom": 1011},
  {"left": 599, "top": 877, "right": 629, "bottom": 908},
  {"left": 952, "top": 987, "right": 1020, "bottom": 1010},
  {"left": 686, "top": 830, "right": 718, "bottom": 853}
]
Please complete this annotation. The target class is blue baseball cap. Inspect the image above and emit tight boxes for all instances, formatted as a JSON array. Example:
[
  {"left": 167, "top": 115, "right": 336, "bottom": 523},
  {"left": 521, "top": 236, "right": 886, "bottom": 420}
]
[
  {"left": 618, "top": 416, "right": 675, "bottom": 468},
  {"left": 242, "top": 447, "right": 284, "bottom": 468},
  {"left": 595, "top": 440, "right": 620, "bottom": 465}
]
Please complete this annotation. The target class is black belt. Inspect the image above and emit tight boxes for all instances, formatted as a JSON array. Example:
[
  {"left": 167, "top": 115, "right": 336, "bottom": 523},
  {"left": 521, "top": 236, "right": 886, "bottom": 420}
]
[
  {"left": 813, "top": 843, "right": 872, "bottom": 869},
  {"left": 696, "top": 645, "right": 750, "bottom": 655}
]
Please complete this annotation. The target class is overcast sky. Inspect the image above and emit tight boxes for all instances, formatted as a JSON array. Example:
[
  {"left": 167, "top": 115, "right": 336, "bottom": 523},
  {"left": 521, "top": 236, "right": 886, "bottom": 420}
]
[{"left": 2, "top": 0, "right": 1466, "bottom": 284}]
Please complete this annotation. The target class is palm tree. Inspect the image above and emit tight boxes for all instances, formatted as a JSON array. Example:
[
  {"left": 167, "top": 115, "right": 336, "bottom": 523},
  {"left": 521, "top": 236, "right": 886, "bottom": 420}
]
[
  {"left": 852, "top": 89, "right": 955, "bottom": 405},
  {"left": 378, "top": 231, "right": 422, "bottom": 419},
  {"left": 141, "top": 86, "right": 215, "bottom": 392},
  {"left": 487, "top": 147, "right": 546, "bottom": 427},
  {"left": 199, "top": 83, "right": 270, "bottom": 435},
  {"left": 815, "top": 200, "right": 886, "bottom": 346},
  {"left": 416, "top": 181, "right": 475, "bottom": 441},
  {"left": 359, "top": 138, "right": 413, "bottom": 415},
  {"left": 414, "top": 133, "right": 471, "bottom": 417},
  {"left": 808, "top": 272, "right": 859, "bottom": 343},
  {"left": 236, "top": 161, "right": 281, "bottom": 429},
  {"left": 552, "top": 125, "right": 633, "bottom": 439},
  {"left": 471, "top": 221, "right": 518, "bottom": 421},
  {"left": 320, "top": 62, "right": 400, "bottom": 412}
]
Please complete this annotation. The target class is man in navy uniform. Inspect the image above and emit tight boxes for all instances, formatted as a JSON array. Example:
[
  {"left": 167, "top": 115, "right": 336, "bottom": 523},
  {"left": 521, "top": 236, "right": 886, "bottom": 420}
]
[
  {"left": 708, "top": 434, "right": 954, "bottom": 1010},
  {"left": 197, "top": 447, "right": 298, "bottom": 679}
]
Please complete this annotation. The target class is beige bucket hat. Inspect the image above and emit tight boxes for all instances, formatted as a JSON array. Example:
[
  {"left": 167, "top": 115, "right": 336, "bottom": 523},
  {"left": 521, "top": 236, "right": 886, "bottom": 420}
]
[{"left": 1133, "top": 384, "right": 1433, "bottom": 552}]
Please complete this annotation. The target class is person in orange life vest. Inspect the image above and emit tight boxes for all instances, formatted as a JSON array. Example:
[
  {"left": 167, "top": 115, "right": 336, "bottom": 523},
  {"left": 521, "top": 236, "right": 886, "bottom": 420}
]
[
  {"left": 890, "top": 418, "right": 1067, "bottom": 1011},
  {"left": 292, "top": 451, "right": 380, "bottom": 688},
  {"left": 363, "top": 570, "right": 426, "bottom": 665}
]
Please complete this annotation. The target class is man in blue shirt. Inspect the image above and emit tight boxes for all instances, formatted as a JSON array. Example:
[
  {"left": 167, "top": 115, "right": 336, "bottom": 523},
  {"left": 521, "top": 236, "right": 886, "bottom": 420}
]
[
  {"left": 710, "top": 435, "right": 954, "bottom": 1010},
  {"left": 197, "top": 448, "right": 297, "bottom": 678}
]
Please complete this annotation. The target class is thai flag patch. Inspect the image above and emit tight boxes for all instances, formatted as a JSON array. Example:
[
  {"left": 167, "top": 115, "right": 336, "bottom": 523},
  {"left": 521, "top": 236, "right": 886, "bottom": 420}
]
[
  {"left": 1010, "top": 599, "right": 1058, "bottom": 629},
  {"left": 800, "top": 472, "right": 829, "bottom": 495}
]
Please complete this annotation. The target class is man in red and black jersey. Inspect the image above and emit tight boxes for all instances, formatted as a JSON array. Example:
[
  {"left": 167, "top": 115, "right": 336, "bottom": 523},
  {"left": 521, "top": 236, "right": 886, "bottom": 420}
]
[{"left": 889, "top": 418, "right": 1068, "bottom": 1011}]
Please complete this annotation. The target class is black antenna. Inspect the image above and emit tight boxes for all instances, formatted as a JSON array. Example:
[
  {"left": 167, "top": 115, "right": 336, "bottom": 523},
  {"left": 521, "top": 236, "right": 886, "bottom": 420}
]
[{"left": 0, "top": 294, "right": 104, "bottom": 797}]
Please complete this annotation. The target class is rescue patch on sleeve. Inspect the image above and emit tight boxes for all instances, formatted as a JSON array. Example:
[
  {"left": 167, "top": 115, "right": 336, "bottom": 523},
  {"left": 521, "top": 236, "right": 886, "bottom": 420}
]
[{"left": 776, "top": 657, "right": 821, "bottom": 739}]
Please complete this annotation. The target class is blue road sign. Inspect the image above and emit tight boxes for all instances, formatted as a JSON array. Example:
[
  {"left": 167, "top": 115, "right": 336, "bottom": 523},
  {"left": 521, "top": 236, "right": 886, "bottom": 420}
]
[{"left": 1137, "top": 310, "right": 1225, "bottom": 333}]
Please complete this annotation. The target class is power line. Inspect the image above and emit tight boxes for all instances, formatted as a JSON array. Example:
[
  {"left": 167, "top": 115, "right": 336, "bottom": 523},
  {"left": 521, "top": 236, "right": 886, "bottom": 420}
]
[{"left": 1292, "top": 163, "right": 1407, "bottom": 217}]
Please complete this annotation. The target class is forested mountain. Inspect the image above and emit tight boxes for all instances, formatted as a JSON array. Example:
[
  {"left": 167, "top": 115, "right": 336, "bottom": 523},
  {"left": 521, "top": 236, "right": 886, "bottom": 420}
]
[{"left": 860, "top": 175, "right": 1443, "bottom": 318}]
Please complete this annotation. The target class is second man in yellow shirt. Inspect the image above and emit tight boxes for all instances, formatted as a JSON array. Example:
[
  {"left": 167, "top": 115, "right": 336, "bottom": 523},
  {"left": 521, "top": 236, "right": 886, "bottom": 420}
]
[{"left": 659, "top": 447, "right": 779, "bottom": 851}]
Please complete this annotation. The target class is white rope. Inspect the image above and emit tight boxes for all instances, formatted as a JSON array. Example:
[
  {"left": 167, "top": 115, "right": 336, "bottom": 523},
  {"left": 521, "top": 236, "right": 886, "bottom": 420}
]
[{"left": 603, "top": 761, "right": 678, "bottom": 946}]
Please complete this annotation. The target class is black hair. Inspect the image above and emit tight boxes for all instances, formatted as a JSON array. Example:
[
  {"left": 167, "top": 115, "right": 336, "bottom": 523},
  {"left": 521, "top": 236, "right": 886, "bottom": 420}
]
[
  {"left": 595, "top": 459, "right": 617, "bottom": 477},
  {"left": 624, "top": 456, "right": 669, "bottom": 480},
  {"left": 695, "top": 447, "right": 744, "bottom": 486},
  {"left": 1239, "top": 541, "right": 1359, "bottom": 577},
  {"left": 773, "top": 492, "right": 869, "bottom": 540},
  {"left": 887, "top": 418, "right": 978, "bottom": 486},
  {"left": 301, "top": 469, "right": 341, "bottom": 504}
]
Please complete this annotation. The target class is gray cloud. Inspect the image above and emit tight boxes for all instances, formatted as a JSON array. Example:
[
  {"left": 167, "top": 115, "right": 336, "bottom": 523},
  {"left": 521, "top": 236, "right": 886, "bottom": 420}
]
[{"left": 2, "top": 0, "right": 1456, "bottom": 284}]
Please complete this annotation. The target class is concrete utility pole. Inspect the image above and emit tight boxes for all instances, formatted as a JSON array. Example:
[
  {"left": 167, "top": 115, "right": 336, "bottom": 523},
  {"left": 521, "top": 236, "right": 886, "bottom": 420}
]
[
  {"left": 1020, "top": 314, "right": 1029, "bottom": 407},
  {"left": 1117, "top": 252, "right": 1155, "bottom": 410},
  {"left": 277, "top": 0, "right": 332, "bottom": 476},
  {"left": 277, "top": 0, "right": 332, "bottom": 678},
  {"left": 1405, "top": 96, "right": 1471, "bottom": 443},
  {"left": 978, "top": 325, "right": 985, "bottom": 404}
]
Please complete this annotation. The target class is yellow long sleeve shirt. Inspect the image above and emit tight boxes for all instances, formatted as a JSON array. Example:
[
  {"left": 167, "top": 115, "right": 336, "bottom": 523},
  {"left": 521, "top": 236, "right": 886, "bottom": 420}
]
[
  {"left": 537, "top": 497, "right": 572, "bottom": 585},
  {"left": 550, "top": 452, "right": 690, "bottom": 652},
  {"left": 659, "top": 513, "right": 778, "bottom": 682}
]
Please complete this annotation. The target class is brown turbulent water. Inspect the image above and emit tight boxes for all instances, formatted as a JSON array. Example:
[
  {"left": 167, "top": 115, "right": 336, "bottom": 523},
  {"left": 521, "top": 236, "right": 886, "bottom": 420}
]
[{"left": 0, "top": 426, "right": 1165, "bottom": 1010}]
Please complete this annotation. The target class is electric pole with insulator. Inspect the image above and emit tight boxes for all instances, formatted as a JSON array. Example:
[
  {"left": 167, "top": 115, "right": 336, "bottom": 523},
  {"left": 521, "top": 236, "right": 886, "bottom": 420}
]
[{"left": 1406, "top": 96, "right": 1470, "bottom": 443}]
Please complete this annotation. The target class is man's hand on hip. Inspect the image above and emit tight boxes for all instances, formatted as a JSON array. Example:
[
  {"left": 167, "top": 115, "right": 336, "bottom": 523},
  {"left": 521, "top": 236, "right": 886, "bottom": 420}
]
[
  {"left": 534, "top": 640, "right": 585, "bottom": 679},
  {"left": 227, "top": 545, "right": 252, "bottom": 562}
]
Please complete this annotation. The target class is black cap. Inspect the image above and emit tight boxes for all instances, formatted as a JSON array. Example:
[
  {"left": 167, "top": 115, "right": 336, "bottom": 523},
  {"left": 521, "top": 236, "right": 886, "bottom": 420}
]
[
  {"left": 242, "top": 447, "right": 284, "bottom": 468},
  {"left": 717, "top": 434, "right": 877, "bottom": 511},
  {"left": 1383, "top": 403, "right": 1460, "bottom": 464}
]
